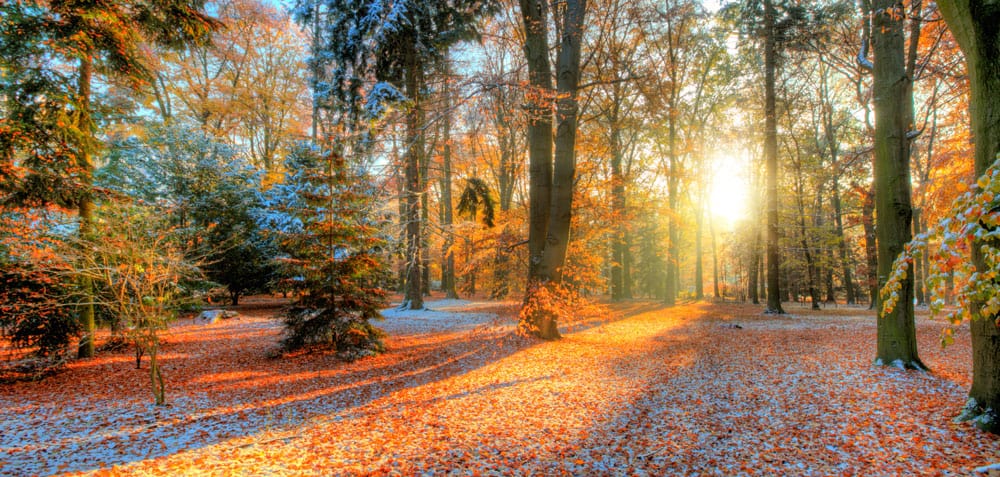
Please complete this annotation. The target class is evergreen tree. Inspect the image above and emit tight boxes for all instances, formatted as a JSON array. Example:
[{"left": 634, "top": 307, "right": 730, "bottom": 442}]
[
  {"left": 264, "top": 143, "right": 389, "bottom": 359},
  {"left": 99, "top": 125, "right": 277, "bottom": 306}
]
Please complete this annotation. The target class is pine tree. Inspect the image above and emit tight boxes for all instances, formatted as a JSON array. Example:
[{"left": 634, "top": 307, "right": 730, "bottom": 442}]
[{"left": 266, "top": 143, "right": 389, "bottom": 360}]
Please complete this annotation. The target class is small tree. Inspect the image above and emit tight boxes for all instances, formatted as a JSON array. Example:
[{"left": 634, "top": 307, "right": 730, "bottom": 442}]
[
  {"left": 62, "top": 203, "right": 200, "bottom": 405},
  {"left": 264, "top": 143, "right": 389, "bottom": 360}
]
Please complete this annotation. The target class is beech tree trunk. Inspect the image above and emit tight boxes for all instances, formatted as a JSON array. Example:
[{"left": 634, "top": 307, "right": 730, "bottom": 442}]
[
  {"left": 536, "top": 0, "right": 586, "bottom": 284},
  {"left": 695, "top": 196, "right": 705, "bottom": 301},
  {"left": 832, "top": 177, "right": 855, "bottom": 304},
  {"left": 792, "top": 141, "right": 821, "bottom": 310},
  {"left": 440, "top": 59, "right": 458, "bottom": 299},
  {"left": 520, "top": 0, "right": 554, "bottom": 286},
  {"left": 936, "top": 0, "right": 1000, "bottom": 433},
  {"left": 610, "top": 104, "right": 626, "bottom": 301},
  {"left": 749, "top": 226, "right": 761, "bottom": 304},
  {"left": 872, "top": 0, "right": 923, "bottom": 369},
  {"left": 763, "top": 0, "right": 784, "bottom": 314},
  {"left": 519, "top": 0, "right": 587, "bottom": 340},
  {"left": 711, "top": 212, "right": 720, "bottom": 299},
  {"left": 863, "top": 186, "right": 879, "bottom": 309}
]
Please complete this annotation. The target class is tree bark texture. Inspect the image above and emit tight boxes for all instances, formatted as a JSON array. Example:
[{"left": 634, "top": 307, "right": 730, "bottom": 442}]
[
  {"left": 520, "top": 0, "right": 554, "bottom": 284},
  {"left": 440, "top": 61, "right": 458, "bottom": 299},
  {"left": 936, "top": 0, "right": 1000, "bottom": 432},
  {"left": 610, "top": 105, "right": 626, "bottom": 300},
  {"left": 763, "top": 0, "right": 784, "bottom": 314},
  {"left": 872, "top": 0, "right": 923, "bottom": 369},
  {"left": 863, "top": 185, "right": 879, "bottom": 308},
  {"left": 519, "top": 0, "right": 587, "bottom": 340},
  {"left": 403, "top": 46, "right": 424, "bottom": 310},
  {"left": 77, "top": 55, "right": 96, "bottom": 359}
]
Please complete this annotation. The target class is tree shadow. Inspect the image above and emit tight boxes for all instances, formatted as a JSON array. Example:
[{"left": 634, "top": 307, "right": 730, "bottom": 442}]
[{"left": 0, "top": 305, "right": 536, "bottom": 476}]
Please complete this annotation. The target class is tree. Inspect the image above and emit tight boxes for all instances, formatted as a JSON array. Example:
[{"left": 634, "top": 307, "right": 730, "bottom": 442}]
[
  {"left": 519, "top": 0, "right": 588, "bottom": 340},
  {"left": 0, "top": 211, "right": 79, "bottom": 358},
  {"left": 438, "top": 57, "right": 459, "bottom": 299},
  {"left": 870, "top": 0, "right": 925, "bottom": 369},
  {"left": 265, "top": 143, "right": 389, "bottom": 359},
  {"left": 62, "top": 203, "right": 201, "bottom": 405},
  {"left": 0, "top": 0, "right": 217, "bottom": 358},
  {"left": 98, "top": 124, "right": 277, "bottom": 306},
  {"left": 761, "top": 0, "right": 785, "bottom": 314},
  {"left": 935, "top": 0, "right": 1000, "bottom": 432},
  {"left": 155, "top": 0, "right": 309, "bottom": 171}
]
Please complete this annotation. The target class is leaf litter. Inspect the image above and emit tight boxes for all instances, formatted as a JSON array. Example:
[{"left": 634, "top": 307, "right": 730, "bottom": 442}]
[{"left": 1, "top": 297, "right": 998, "bottom": 476}]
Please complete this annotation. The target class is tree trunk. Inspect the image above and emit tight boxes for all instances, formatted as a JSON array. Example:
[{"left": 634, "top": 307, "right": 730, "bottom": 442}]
[
  {"left": 793, "top": 145, "right": 821, "bottom": 310},
  {"left": 711, "top": 210, "right": 720, "bottom": 299},
  {"left": 763, "top": 0, "right": 784, "bottom": 314},
  {"left": 420, "top": 104, "right": 431, "bottom": 297},
  {"left": 610, "top": 111, "right": 626, "bottom": 300},
  {"left": 623, "top": 231, "right": 633, "bottom": 299},
  {"left": 863, "top": 185, "right": 879, "bottom": 309},
  {"left": 913, "top": 208, "right": 925, "bottom": 305},
  {"left": 695, "top": 194, "right": 705, "bottom": 300},
  {"left": 832, "top": 176, "right": 855, "bottom": 304},
  {"left": 149, "top": 338, "right": 165, "bottom": 406},
  {"left": 749, "top": 226, "right": 761, "bottom": 304},
  {"left": 77, "top": 56, "right": 96, "bottom": 359},
  {"left": 403, "top": 47, "right": 424, "bottom": 310},
  {"left": 520, "top": 0, "right": 554, "bottom": 286},
  {"left": 872, "top": 0, "right": 924, "bottom": 369},
  {"left": 309, "top": 6, "right": 320, "bottom": 141},
  {"left": 519, "top": 0, "right": 587, "bottom": 340},
  {"left": 936, "top": 0, "right": 1000, "bottom": 433},
  {"left": 536, "top": 0, "right": 586, "bottom": 285},
  {"left": 440, "top": 61, "right": 458, "bottom": 299}
]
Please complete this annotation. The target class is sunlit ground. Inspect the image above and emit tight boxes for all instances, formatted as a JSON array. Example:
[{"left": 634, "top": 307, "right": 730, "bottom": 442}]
[{"left": 1, "top": 299, "right": 997, "bottom": 475}]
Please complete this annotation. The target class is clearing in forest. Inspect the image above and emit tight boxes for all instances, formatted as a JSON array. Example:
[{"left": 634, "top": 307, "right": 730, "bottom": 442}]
[{"left": 1, "top": 298, "right": 998, "bottom": 475}]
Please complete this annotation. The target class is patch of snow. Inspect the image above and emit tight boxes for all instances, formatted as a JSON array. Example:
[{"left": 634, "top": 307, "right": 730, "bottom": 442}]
[{"left": 379, "top": 299, "right": 508, "bottom": 335}]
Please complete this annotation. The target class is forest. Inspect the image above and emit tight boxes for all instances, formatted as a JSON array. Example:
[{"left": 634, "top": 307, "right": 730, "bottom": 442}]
[{"left": 2, "top": 0, "right": 1000, "bottom": 474}]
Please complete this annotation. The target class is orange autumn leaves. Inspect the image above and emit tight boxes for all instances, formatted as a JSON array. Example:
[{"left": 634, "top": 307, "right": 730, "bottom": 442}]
[{"left": 2, "top": 299, "right": 998, "bottom": 475}]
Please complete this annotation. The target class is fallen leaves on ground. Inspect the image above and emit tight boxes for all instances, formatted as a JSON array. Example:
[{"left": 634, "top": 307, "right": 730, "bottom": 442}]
[{"left": 1, "top": 297, "right": 997, "bottom": 476}]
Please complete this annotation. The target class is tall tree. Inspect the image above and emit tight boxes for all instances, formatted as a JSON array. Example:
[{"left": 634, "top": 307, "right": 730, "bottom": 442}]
[
  {"left": 438, "top": 58, "right": 459, "bottom": 299},
  {"left": 936, "top": 0, "right": 1000, "bottom": 432},
  {"left": 266, "top": 143, "right": 389, "bottom": 359},
  {"left": 519, "top": 0, "right": 588, "bottom": 339},
  {"left": 0, "top": 0, "right": 217, "bottom": 358},
  {"left": 762, "top": 0, "right": 785, "bottom": 313},
  {"left": 870, "top": 0, "right": 925, "bottom": 369}
]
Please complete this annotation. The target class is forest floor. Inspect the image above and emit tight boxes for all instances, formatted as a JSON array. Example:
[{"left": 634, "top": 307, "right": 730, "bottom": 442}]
[{"left": 1, "top": 296, "right": 999, "bottom": 476}]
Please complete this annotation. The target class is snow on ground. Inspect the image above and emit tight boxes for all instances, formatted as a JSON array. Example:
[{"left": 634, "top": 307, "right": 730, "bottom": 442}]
[
  {"left": 379, "top": 299, "right": 512, "bottom": 334},
  {"left": 1, "top": 299, "right": 998, "bottom": 476}
]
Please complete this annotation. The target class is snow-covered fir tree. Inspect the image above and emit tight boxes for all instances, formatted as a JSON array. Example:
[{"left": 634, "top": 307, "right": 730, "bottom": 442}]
[{"left": 265, "top": 142, "right": 390, "bottom": 359}]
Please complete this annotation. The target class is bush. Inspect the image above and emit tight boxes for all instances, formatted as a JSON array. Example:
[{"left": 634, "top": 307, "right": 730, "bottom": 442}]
[
  {"left": 282, "top": 306, "right": 386, "bottom": 360},
  {"left": 0, "top": 260, "right": 79, "bottom": 356}
]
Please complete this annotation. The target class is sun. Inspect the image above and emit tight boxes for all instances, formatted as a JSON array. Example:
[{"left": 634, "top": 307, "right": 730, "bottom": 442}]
[{"left": 709, "top": 154, "right": 750, "bottom": 228}]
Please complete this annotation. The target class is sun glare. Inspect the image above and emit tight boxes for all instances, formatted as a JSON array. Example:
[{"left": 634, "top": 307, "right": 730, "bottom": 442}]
[{"left": 709, "top": 154, "right": 750, "bottom": 228}]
